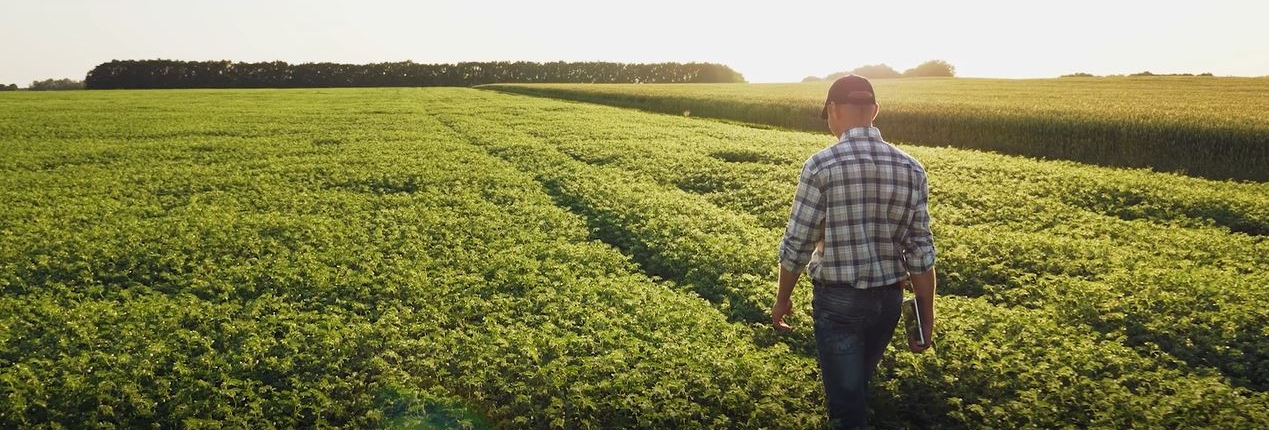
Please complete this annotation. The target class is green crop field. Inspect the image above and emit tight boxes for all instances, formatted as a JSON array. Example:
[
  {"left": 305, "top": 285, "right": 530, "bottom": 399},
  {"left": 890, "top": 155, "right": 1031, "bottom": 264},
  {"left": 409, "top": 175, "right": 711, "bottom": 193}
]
[
  {"left": 484, "top": 78, "right": 1269, "bottom": 182},
  {"left": 2, "top": 88, "right": 1267, "bottom": 429}
]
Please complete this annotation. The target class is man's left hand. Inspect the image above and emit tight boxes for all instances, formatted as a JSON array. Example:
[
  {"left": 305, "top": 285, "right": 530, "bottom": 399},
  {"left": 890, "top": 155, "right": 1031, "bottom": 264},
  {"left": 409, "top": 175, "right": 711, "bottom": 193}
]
[{"left": 772, "top": 299, "right": 793, "bottom": 331}]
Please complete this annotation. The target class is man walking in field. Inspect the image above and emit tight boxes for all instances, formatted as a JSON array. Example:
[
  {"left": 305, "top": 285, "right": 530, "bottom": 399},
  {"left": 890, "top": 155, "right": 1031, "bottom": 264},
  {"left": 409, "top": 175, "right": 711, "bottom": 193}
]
[{"left": 771, "top": 75, "right": 938, "bottom": 429}]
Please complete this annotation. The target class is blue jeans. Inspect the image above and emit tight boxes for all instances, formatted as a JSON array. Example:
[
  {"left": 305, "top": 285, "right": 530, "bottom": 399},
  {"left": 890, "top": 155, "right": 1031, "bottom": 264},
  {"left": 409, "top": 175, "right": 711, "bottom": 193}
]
[{"left": 812, "top": 281, "right": 902, "bottom": 430}]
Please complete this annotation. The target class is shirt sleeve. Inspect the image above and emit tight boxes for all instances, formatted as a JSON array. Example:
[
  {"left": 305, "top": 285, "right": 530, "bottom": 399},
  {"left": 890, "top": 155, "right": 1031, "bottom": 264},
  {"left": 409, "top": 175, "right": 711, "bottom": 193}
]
[
  {"left": 901, "top": 171, "right": 936, "bottom": 273},
  {"left": 778, "top": 160, "right": 826, "bottom": 274}
]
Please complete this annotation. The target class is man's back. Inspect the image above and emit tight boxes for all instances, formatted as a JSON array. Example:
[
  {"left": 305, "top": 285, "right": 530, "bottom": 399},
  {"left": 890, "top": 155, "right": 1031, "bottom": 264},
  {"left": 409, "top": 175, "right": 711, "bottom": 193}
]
[{"left": 782, "top": 126, "right": 934, "bottom": 289}]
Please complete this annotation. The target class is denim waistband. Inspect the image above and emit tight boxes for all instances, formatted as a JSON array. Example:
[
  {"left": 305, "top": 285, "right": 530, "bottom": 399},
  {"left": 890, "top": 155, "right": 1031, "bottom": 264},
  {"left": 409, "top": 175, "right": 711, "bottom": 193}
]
[{"left": 811, "top": 279, "right": 904, "bottom": 291}]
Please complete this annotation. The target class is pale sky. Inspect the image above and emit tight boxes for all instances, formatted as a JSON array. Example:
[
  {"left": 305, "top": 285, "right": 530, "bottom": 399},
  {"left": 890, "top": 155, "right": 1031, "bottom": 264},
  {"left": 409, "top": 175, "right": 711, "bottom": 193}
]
[{"left": 3, "top": 0, "right": 1268, "bottom": 86}]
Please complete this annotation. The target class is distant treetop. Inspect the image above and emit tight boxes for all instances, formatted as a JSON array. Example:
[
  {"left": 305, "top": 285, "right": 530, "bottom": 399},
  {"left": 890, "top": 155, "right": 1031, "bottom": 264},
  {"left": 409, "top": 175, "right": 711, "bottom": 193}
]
[
  {"left": 29, "top": 78, "right": 84, "bottom": 91},
  {"left": 828, "top": 64, "right": 901, "bottom": 80},
  {"left": 902, "top": 60, "right": 956, "bottom": 78},
  {"left": 815, "top": 60, "right": 955, "bottom": 81}
]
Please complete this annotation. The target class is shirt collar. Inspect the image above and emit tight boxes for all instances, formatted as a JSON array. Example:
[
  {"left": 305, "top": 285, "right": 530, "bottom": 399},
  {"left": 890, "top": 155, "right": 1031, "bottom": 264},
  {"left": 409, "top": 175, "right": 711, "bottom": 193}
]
[{"left": 838, "top": 126, "right": 882, "bottom": 143}]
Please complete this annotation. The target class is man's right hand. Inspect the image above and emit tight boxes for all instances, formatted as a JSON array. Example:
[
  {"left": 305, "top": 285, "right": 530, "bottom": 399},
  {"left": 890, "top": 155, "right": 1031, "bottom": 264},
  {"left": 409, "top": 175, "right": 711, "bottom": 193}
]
[
  {"left": 907, "top": 268, "right": 937, "bottom": 353},
  {"left": 908, "top": 319, "right": 934, "bottom": 353}
]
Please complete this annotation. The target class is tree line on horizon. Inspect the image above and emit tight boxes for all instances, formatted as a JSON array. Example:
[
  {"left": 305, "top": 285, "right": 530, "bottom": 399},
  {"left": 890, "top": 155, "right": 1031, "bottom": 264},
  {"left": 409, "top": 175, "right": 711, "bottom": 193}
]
[
  {"left": 1061, "top": 71, "right": 1215, "bottom": 78},
  {"left": 804, "top": 60, "right": 956, "bottom": 81},
  {"left": 83, "top": 60, "right": 746, "bottom": 89},
  {"left": 0, "top": 79, "right": 85, "bottom": 91}
]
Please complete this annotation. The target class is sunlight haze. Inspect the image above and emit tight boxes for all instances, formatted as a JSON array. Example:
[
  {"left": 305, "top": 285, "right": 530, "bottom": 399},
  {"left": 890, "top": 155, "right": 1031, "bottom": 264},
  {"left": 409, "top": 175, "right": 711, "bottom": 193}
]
[{"left": 2, "top": 0, "right": 1267, "bottom": 86}]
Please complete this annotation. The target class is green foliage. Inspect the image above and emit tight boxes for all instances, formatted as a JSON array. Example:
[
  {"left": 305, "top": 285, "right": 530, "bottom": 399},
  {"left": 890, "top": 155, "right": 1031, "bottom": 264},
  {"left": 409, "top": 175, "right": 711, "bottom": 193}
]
[
  {"left": 483, "top": 77, "right": 1269, "bottom": 181},
  {"left": 0, "top": 89, "right": 822, "bottom": 428},
  {"left": 2, "top": 88, "right": 1266, "bottom": 429}
]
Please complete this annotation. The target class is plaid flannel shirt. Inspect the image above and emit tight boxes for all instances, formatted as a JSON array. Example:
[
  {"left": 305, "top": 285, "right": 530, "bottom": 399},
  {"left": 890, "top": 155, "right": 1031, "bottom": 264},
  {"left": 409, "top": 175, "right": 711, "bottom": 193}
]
[{"left": 778, "top": 126, "right": 936, "bottom": 288}]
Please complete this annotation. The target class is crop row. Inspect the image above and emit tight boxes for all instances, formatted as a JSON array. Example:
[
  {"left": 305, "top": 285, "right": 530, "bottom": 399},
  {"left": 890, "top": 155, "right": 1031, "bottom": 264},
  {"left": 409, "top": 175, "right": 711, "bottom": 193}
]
[{"left": 425, "top": 88, "right": 1269, "bottom": 428}]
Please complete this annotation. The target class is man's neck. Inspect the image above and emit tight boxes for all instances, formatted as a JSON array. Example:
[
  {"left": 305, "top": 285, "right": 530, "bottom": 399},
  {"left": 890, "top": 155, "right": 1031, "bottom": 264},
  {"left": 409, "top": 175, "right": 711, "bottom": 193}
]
[{"left": 838, "top": 123, "right": 874, "bottom": 138}]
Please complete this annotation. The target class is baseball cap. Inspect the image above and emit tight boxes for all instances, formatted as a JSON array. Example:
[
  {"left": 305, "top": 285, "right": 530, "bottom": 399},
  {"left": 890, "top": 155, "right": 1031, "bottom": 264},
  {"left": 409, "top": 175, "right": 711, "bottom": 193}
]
[{"left": 820, "top": 75, "right": 877, "bottom": 119}]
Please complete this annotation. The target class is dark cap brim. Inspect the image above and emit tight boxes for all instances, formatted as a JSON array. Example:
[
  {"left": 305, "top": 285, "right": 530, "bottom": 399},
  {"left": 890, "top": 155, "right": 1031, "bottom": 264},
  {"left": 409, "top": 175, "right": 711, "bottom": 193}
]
[{"left": 821, "top": 96, "right": 877, "bottom": 120}]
